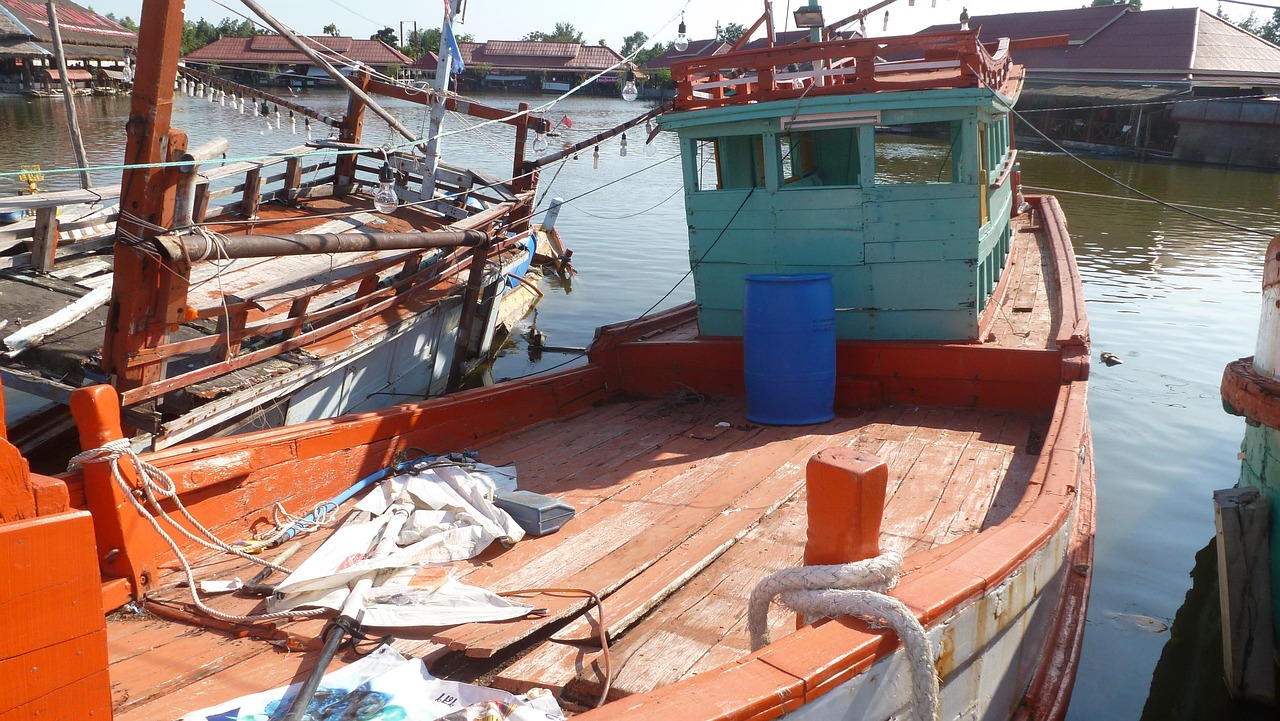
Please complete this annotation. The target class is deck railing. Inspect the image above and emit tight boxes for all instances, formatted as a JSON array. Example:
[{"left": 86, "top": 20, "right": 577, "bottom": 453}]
[{"left": 671, "top": 30, "right": 1012, "bottom": 111}]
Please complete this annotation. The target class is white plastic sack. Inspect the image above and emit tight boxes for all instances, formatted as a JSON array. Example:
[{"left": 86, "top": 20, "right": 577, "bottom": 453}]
[
  {"left": 180, "top": 645, "right": 564, "bottom": 721},
  {"left": 269, "top": 464, "right": 531, "bottom": 626}
]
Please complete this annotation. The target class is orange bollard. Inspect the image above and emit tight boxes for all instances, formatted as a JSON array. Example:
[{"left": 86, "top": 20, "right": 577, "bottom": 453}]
[
  {"left": 70, "top": 384, "right": 162, "bottom": 600},
  {"left": 804, "top": 448, "right": 888, "bottom": 567}
]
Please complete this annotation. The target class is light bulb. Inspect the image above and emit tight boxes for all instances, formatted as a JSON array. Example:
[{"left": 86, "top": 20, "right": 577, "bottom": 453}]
[
  {"left": 619, "top": 133, "right": 628, "bottom": 157},
  {"left": 675, "top": 17, "right": 689, "bottom": 52},
  {"left": 622, "top": 77, "right": 639, "bottom": 102},
  {"left": 644, "top": 140, "right": 657, "bottom": 157},
  {"left": 375, "top": 163, "right": 399, "bottom": 213},
  {"left": 532, "top": 133, "right": 548, "bottom": 154},
  {"left": 593, "top": 145, "right": 600, "bottom": 170}
]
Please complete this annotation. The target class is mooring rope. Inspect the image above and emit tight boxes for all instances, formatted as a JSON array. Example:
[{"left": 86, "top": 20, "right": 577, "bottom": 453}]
[
  {"left": 69, "top": 439, "right": 326, "bottom": 622},
  {"left": 747, "top": 550, "right": 939, "bottom": 721}
]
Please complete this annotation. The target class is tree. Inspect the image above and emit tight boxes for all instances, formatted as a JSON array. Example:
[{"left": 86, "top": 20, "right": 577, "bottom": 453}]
[
  {"left": 403, "top": 27, "right": 472, "bottom": 58},
  {"left": 105, "top": 12, "right": 138, "bottom": 32},
  {"left": 179, "top": 16, "right": 257, "bottom": 55},
  {"left": 524, "top": 22, "right": 584, "bottom": 43},
  {"left": 717, "top": 22, "right": 747, "bottom": 43},
  {"left": 372, "top": 27, "right": 399, "bottom": 45},
  {"left": 621, "top": 31, "right": 648, "bottom": 57},
  {"left": 323, "top": 23, "right": 340, "bottom": 36}
]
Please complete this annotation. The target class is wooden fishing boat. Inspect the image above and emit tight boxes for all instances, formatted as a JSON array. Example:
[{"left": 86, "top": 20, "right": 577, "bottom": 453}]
[
  {"left": 1, "top": 8, "right": 1094, "bottom": 721},
  {"left": 0, "top": 2, "right": 565, "bottom": 453}
]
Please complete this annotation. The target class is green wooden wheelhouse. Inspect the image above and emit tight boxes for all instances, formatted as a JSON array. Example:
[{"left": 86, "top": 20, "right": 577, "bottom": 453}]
[{"left": 661, "top": 31, "right": 1025, "bottom": 341}]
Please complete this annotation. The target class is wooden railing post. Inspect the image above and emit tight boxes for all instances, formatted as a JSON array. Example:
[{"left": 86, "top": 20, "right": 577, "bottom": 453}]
[
  {"left": 241, "top": 166, "right": 263, "bottom": 219},
  {"left": 284, "top": 155, "right": 303, "bottom": 202},
  {"left": 31, "top": 206, "right": 60, "bottom": 272},
  {"left": 335, "top": 69, "right": 371, "bottom": 194}
]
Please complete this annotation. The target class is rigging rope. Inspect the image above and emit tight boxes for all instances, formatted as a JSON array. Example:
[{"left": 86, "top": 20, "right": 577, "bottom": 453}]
[
  {"left": 69, "top": 439, "right": 327, "bottom": 623},
  {"left": 748, "top": 550, "right": 939, "bottom": 721}
]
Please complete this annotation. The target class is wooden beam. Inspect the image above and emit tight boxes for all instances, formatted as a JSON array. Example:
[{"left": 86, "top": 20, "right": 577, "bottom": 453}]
[
  {"left": 240, "top": 166, "right": 262, "bottom": 219},
  {"left": 1214, "top": 486, "right": 1276, "bottom": 704}
]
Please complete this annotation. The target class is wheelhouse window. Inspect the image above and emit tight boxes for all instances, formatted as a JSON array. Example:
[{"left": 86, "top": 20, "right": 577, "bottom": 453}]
[
  {"left": 873, "top": 121, "right": 959, "bottom": 185},
  {"left": 693, "top": 136, "right": 767, "bottom": 191},
  {"left": 777, "top": 128, "right": 861, "bottom": 187}
]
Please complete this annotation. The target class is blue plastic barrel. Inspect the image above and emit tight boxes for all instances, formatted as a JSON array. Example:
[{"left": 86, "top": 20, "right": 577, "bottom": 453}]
[{"left": 743, "top": 273, "right": 836, "bottom": 425}]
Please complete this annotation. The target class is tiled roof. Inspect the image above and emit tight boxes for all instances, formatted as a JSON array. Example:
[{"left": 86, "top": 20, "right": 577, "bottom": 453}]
[
  {"left": 920, "top": 6, "right": 1280, "bottom": 85},
  {"left": 250, "top": 34, "right": 353, "bottom": 54},
  {"left": 185, "top": 36, "right": 410, "bottom": 67},
  {"left": 1194, "top": 11, "right": 1280, "bottom": 75},
  {"left": 922, "top": 6, "right": 1128, "bottom": 45},
  {"left": 457, "top": 40, "right": 624, "bottom": 73},
  {"left": 0, "top": 0, "right": 135, "bottom": 49},
  {"left": 484, "top": 40, "right": 577, "bottom": 58},
  {"left": 642, "top": 38, "right": 729, "bottom": 70},
  {"left": 410, "top": 51, "right": 438, "bottom": 70}
]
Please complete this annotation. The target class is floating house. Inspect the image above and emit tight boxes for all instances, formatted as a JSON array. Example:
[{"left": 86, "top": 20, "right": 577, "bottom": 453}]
[
  {"left": 0, "top": 0, "right": 136, "bottom": 93},
  {"left": 922, "top": 4, "right": 1280, "bottom": 168},
  {"left": 183, "top": 35, "right": 411, "bottom": 85}
]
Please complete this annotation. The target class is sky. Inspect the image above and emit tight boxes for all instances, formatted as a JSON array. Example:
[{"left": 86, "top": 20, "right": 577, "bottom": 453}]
[{"left": 87, "top": 1, "right": 1266, "bottom": 49}]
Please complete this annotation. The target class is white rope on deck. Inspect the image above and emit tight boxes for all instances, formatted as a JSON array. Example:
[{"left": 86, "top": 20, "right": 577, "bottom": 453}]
[
  {"left": 747, "top": 550, "right": 940, "bottom": 721},
  {"left": 70, "top": 439, "right": 326, "bottom": 622}
]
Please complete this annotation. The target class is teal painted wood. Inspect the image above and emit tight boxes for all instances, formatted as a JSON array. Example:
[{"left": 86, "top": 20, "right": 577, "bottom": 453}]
[
  {"left": 673, "top": 81, "right": 1016, "bottom": 341},
  {"left": 1235, "top": 423, "right": 1280, "bottom": 649}
]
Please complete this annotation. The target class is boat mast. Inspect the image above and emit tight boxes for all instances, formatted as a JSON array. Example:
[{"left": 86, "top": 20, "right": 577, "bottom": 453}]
[
  {"left": 419, "top": 0, "right": 458, "bottom": 202},
  {"left": 45, "top": 0, "right": 91, "bottom": 190},
  {"left": 103, "top": 0, "right": 188, "bottom": 395}
]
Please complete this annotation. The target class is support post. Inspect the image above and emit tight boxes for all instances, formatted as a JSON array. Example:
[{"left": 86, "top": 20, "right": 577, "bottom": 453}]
[
  {"left": 32, "top": 206, "right": 60, "bottom": 272},
  {"left": 46, "top": 0, "right": 91, "bottom": 191},
  {"left": 104, "top": 0, "right": 190, "bottom": 398},
  {"left": 445, "top": 236, "right": 493, "bottom": 392},
  {"left": 241, "top": 166, "right": 263, "bottom": 219},
  {"left": 335, "top": 69, "right": 370, "bottom": 194},
  {"left": 1213, "top": 486, "right": 1276, "bottom": 704}
]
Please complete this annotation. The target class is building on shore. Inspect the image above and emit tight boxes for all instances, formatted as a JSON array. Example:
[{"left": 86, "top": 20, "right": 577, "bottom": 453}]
[
  {"left": 451, "top": 40, "right": 626, "bottom": 94},
  {"left": 0, "top": 0, "right": 136, "bottom": 93},
  {"left": 183, "top": 35, "right": 411, "bottom": 86},
  {"left": 922, "top": 4, "right": 1280, "bottom": 169}
]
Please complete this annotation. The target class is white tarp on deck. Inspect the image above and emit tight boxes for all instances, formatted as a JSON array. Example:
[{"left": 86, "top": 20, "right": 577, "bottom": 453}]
[{"left": 268, "top": 461, "right": 532, "bottom": 627}]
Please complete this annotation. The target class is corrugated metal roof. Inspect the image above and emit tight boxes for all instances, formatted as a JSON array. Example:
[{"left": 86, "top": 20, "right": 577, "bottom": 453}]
[
  {"left": 0, "top": 0, "right": 135, "bottom": 49},
  {"left": 484, "top": 40, "right": 577, "bottom": 58},
  {"left": 185, "top": 36, "right": 410, "bottom": 66},
  {"left": 38, "top": 67, "right": 92, "bottom": 81},
  {"left": 457, "top": 41, "right": 624, "bottom": 73}
]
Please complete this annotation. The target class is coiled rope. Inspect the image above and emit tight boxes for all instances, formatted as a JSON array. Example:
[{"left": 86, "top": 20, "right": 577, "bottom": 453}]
[
  {"left": 69, "top": 439, "right": 326, "bottom": 622},
  {"left": 747, "top": 550, "right": 939, "bottom": 721}
]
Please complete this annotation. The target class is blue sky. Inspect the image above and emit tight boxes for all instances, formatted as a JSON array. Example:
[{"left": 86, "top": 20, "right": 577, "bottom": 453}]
[{"left": 87, "top": 1, "right": 1256, "bottom": 50}]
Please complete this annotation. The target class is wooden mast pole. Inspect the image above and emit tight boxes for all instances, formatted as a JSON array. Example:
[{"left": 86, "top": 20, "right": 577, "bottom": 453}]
[
  {"left": 45, "top": 0, "right": 92, "bottom": 190},
  {"left": 103, "top": 0, "right": 189, "bottom": 395}
]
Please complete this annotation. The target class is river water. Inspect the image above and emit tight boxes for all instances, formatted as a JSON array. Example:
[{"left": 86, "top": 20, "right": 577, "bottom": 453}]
[{"left": 3, "top": 88, "right": 1277, "bottom": 719}]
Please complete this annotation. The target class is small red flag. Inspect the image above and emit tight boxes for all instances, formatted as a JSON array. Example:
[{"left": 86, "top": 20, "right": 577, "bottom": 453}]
[{"left": 560, "top": 114, "right": 573, "bottom": 129}]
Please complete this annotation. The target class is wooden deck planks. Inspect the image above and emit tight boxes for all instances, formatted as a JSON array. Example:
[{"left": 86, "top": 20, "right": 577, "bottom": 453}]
[
  {"left": 436, "top": 415, "right": 850, "bottom": 657},
  {"left": 105, "top": 397, "right": 1049, "bottom": 717},
  {"left": 990, "top": 220, "right": 1055, "bottom": 350}
]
